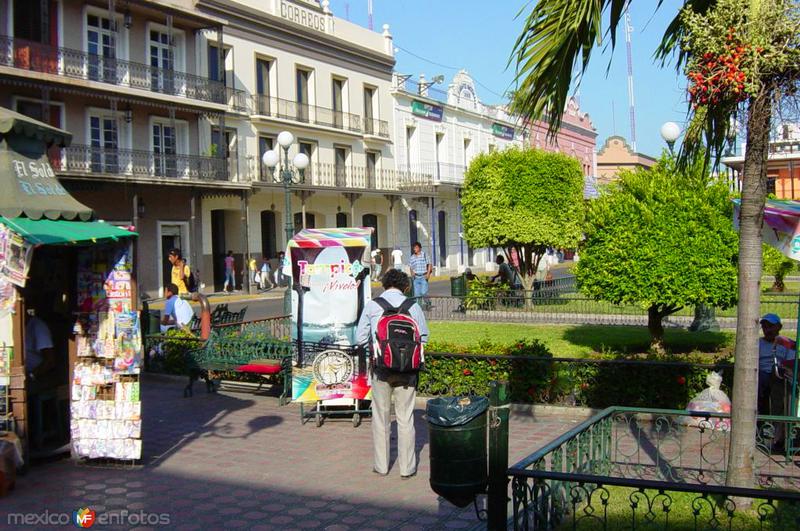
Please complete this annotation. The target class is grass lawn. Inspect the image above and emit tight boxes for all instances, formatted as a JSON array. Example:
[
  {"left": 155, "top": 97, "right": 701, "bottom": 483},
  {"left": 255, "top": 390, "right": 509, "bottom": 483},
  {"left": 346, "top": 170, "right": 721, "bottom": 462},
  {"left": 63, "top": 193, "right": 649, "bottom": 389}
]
[{"left": 428, "top": 322, "right": 736, "bottom": 358}]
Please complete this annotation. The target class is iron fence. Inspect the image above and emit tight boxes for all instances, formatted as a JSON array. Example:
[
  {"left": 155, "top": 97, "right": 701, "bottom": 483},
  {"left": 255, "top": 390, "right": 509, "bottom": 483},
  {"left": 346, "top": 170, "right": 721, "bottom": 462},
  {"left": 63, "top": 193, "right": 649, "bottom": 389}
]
[
  {"left": 59, "top": 144, "right": 229, "bottom": 181},
  {"left": 509, "top": 406, "right": 800, "bottom": 530},
  {"left": 363, "top": 116, "right": 390, "bottom": 138},
  {"left": 252, "top": 95, "right": 362, "bottom": 133},
  {"left": 416, "top": 290, "right": 798, "bottom": 328},
  {"left": 0, "top": 35, "right": 247, "bottom": 110}
]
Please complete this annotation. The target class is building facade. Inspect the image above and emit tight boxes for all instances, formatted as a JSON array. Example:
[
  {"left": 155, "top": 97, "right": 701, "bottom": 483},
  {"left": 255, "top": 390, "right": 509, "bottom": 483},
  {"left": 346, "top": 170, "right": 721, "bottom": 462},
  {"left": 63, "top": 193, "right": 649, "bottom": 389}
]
[
  {"left": 596, "top": 135, "right": 657, "bottom": 184},
  {"left": 391, "top": 70, "right": 524, "bottom": 271},
  {"left": 0, "top": 0, "right": 249, "bottom": 296}
]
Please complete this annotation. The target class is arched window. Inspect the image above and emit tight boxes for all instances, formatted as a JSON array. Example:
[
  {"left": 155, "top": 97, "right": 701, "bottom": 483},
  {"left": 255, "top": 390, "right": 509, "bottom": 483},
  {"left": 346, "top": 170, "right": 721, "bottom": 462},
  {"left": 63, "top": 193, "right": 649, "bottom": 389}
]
[
  {"left": 294, "top": 212, "right": 315, "bottom": 232},
  {"left": 336, "top": 212, "right": 348, "bottom": 228},
  {"left": 362, "top": 214, "right": 379, "bottom": 249}
]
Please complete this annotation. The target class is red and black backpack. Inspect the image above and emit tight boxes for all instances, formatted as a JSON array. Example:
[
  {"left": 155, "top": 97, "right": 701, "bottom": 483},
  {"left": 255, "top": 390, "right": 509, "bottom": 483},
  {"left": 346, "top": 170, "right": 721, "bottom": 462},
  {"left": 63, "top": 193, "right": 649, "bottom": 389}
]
[{"left": 373, "top": 297, "right": 423, "bottom": 373}]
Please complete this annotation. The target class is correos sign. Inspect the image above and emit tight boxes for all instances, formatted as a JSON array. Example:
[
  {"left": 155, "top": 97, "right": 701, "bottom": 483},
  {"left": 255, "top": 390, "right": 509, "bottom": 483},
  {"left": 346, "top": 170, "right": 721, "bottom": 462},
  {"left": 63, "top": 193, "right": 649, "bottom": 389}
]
[{"left": 280, "top": 0, "right": 326, "bottom": 33}]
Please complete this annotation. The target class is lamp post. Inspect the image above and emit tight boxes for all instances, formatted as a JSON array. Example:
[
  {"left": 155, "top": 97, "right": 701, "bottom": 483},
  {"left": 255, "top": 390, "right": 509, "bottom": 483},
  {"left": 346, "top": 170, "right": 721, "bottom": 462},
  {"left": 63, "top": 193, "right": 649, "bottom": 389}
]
[
  {"left": 660, "top": 122, "right": 720, "bottom": 333},
  {"left": 262, "top": 131, "right": 309, "bottom": 316}
]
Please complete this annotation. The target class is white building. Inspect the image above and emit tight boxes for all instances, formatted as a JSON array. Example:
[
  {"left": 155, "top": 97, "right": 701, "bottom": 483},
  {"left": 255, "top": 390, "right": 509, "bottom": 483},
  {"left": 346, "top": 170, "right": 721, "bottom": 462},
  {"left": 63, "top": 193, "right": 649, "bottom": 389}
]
[
  {"left": 193, "top": 0, "right": 434, "bottom": 289},
  {"left": 391, "top": 70, "right": 524, "bottom": 272}
]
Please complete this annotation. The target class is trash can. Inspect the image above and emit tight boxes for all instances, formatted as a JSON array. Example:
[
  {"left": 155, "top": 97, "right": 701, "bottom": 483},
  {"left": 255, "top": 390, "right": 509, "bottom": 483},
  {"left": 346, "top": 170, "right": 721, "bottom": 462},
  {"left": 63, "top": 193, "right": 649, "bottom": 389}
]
[
  {"left": 146, "top": 310, "right": 160, "bottom": 335},
  {"left": 450, "top": 275, "right": 467, "bottom": 297},
  {"left": 427, "top": 396, "right": 489, "bottom": 508}
]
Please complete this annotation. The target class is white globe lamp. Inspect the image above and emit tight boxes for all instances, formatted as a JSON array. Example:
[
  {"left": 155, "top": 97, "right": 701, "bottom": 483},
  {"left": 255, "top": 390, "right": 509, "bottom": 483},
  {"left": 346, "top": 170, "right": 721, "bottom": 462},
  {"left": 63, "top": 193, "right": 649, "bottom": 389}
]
[
  {"left": 292, "top": 152, "right": 310, "bottom": 170},
  {"left": 277, "top": 131, "right": 294, "bottom": 149},
  {"left": 262, "top": 150, "right": 279, "bottom": 168}
]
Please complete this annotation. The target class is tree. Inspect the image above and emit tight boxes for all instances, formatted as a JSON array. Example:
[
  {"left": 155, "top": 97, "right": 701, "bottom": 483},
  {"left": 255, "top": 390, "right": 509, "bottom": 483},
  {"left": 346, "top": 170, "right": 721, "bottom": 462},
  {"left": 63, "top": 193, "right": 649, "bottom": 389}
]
[
  {"left": 460, "top": 148, "right": 584, "bottom": 294},
  {"left": 510, "top": 0, "right": 800, "bottom": 489},
  {"left": 762, "top": 244, "right": 795, "bottom": 291},
  {"left": 576, "top": 157, "right": 738, "bottom": 350}
]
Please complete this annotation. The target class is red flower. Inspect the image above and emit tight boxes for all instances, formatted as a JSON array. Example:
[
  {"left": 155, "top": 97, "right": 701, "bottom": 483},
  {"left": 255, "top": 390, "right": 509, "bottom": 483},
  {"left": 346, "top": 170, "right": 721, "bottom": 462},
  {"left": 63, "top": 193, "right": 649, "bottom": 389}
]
[
  {"left": 677, "top": 376, "right": 686, "bottom": 385},
  {"left": 580, "top": 382, "right": 590, "bottom": 390},
  {"left": 463, "top": 369, "right": 472, "bottom": 376}
]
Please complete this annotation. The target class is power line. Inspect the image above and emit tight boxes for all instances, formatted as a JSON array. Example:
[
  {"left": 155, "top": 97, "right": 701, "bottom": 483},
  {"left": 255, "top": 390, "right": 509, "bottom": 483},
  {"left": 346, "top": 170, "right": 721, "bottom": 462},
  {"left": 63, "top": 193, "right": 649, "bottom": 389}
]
[{"left": 394, "top": 44, "right": 509, "bottom": 101}]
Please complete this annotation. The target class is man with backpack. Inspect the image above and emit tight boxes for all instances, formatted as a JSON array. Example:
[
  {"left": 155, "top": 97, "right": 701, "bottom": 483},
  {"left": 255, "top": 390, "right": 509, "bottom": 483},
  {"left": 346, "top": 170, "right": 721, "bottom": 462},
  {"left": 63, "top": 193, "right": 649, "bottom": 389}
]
[
  {"left": 356, "top": 269, "right": 429, "bottom": 479},
  {"left": 168, "top": 248, "right": 196, "bottom": 294}
]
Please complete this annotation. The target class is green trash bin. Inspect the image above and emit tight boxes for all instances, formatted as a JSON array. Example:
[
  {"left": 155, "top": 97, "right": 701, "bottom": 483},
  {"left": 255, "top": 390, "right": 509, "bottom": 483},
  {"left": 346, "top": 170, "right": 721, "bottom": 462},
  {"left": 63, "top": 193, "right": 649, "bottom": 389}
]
[
  {"left": 427, "top": 396, "right": 489, "bottom": 508},
  {"left": 146, "top": 310, "right": 161, "bottom": 336},
  {"left": 450, "top": 275, "right": 467, "bottom": 297}
]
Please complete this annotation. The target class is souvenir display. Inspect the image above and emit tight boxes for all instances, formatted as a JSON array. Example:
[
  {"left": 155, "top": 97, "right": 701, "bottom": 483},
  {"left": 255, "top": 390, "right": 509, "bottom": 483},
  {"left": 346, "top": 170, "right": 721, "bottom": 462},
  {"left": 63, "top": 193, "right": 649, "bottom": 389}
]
[
  {"left": 71, "top": 244, "right": 142, "bottom": 461},
  {"left": 0, "top": 224, "right": 32, "bottom": 287}
]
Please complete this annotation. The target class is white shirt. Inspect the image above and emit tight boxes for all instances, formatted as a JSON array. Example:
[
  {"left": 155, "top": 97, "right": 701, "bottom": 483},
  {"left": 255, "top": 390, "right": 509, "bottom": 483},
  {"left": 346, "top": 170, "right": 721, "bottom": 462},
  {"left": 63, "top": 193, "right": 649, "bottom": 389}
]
[
  {"left": 25, "top": 316, "right": 53, "bottom": 372},
  {"left": 391, "top": 249, "right": 403, "bottom": 265},
  {"left": 172, "top": 296, "right": 194, "bottom": 327}
]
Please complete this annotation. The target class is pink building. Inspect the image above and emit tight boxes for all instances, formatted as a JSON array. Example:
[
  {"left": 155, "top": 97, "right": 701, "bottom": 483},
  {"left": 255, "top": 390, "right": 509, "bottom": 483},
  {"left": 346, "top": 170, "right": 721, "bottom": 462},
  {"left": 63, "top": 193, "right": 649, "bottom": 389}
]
[{"left": 524, "top": 97, "right": 598, "bottom": 178}]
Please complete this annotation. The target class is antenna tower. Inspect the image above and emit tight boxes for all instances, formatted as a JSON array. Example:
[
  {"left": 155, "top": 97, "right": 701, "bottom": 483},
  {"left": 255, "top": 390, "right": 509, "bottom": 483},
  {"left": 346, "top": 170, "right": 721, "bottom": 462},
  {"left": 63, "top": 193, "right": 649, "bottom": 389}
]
[
  {"left": 625, "top": 8, "right": 637, "bottom": 151},
  {"left": 368, "top": 0, "right": 373, "bottom": 30}
]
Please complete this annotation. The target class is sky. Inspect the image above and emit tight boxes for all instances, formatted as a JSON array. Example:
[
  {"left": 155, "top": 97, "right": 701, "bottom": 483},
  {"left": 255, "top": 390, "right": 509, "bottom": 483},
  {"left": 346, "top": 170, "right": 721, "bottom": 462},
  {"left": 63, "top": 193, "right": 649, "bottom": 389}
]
[{"left": 329, "top": 0, "right": 689, "bottom": 158}]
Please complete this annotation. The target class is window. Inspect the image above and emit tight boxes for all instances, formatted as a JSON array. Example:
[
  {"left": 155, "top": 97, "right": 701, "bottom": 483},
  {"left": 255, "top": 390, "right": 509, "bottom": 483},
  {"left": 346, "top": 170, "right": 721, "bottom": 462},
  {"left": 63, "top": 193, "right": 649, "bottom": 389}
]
[
  {"left": 366, "top": 151, "right": 378, "bottom": 189},
  {"left": 294, "top": 212, "right": 315, "bottom": 230},
  {"left": 150, "top": 30, "right": 174, "bottom": 93},
  {"left": 463, "top": 138, "right": 471, "bottom": 166},
  {"left": 363, "top": 86, "right": 375, "bottom": 134},
  {"left": 152, "top": 122, "right": 177, "bottom": 176},
  {"left": 438, "top": 210, "right": 447, "bottom": 267},
  {"left": 208, "top": 44, "right": 230, "bottom": 85},
  {"left": 767, "top": 176, "right": 777, "bottom": 195},
  {"left": 87, "top": 14, "right": 116, "bottom": 82},
  {"left": 296, "top": 68, "right": 311, "bottom": 121},
  {"left": 332, "top": 78, "right": 344, "bottom": 128},
  {"left": 256, "top": 58, "right": 272, "bottom": 115},
  {"left": 405, "top": 126, "right": 415, "bottom": 171},
  {"left": 408, "top": 209, "right": 418, "bottom": 247},
  {"left": 435, "top": 133, "right": 445, "bottom": 180},
  {"left": 90, "top": 114, "right": 119, "bottom": 173},
  {"left": 336, "top": 212, "right": 348, "bottom": 228},
  {"left": 258, "top": 136, "right": 275, "bottom": 180},
  {"left": 488, "top": 144, "right": 497, "bottom": 153},
  {"left": 260, "top": 211, "right": 277, "bottom": 258},
  {"left": 362, "top": 214, "right": 378, "bottom": 249},
  {"left": 334, "top": 146, "right": 348, "bottom": 187},
  {"left": 299, "top": 141, "right": 314, "bottom": 180}
]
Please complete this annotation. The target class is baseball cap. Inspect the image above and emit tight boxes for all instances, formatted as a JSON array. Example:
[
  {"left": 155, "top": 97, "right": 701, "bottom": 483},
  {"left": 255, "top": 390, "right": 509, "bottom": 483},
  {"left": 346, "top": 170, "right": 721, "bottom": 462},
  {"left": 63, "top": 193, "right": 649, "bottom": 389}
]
[{"left": 761, "top": 313, "right": 782, "bottom": 325}]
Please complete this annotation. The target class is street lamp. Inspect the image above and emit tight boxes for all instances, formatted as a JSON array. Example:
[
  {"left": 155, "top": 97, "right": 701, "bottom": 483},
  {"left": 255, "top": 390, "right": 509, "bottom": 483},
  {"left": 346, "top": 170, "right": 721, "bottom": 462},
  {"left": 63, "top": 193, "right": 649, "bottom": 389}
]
[
  {"left": 660, "top": 121, "right": 681, "bottom": 155},
  {"left": 262, "top": 130, "right": 309, "bottom": 316}
]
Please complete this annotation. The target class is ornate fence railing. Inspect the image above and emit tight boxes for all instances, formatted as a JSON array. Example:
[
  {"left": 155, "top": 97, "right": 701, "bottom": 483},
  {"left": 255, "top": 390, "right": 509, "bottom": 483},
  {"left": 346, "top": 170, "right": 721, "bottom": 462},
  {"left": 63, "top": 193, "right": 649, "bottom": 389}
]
[
  {"left": 363, "top": 116, "right": 390, "bottom": 138},
  {"left": 0, "top": 35, "right": 247, "bottom": 110},
  {"left": 509, "top": 407, "right": 800, "bottom": 530},
  {"left": 252, "top": 94, "right": 362, "bottom": 133}
]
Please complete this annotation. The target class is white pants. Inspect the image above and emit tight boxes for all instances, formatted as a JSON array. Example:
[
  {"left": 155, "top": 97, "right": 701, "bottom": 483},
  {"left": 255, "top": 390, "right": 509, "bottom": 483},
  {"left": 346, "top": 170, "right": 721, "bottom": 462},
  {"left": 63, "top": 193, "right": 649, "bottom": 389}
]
[{"left": 370, "top": 375, "right": 416, "bottom": 476}]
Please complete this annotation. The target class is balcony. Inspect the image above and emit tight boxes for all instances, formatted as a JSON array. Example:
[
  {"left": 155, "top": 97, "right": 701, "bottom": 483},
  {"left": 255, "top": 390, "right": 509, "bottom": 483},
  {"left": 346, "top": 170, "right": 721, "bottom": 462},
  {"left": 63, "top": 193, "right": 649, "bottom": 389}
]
[
  {"left": 56, "top": 144, "right": 230, "bottom": 182},
  {"left": 433, "top": 162, "right": 467, "bottom": 184},
  {"left": 0, "top": 35, "right": 247, "bottom": 111},
  {"left": 252, "top": 95, "right": 363, "bottom": 134},
  {"left": 251, "top": 161, "right": 434, "bottom": 192},
  {"left": 362, "top": 117, "right": 390, "bottom": 139}
]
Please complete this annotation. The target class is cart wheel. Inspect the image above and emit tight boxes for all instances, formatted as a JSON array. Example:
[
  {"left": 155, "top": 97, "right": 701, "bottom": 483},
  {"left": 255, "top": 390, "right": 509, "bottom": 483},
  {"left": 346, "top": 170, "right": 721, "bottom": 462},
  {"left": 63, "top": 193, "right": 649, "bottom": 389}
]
[
  {"left": 315, "top": 413, "right": 323, "bottom": 427},
  {"left": 352, "top": 413, "right": 361, "bottom": 428}
]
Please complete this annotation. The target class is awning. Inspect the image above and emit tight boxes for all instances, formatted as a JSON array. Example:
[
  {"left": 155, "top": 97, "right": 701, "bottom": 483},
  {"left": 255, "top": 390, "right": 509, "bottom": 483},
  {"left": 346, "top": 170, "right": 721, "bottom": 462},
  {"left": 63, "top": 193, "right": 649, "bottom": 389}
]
[
  {"left": 0, "top": 106, "right": 95, "bottom": 221},
  {"left": 0, "top": 217, "right": 136, "bottom": 246}
]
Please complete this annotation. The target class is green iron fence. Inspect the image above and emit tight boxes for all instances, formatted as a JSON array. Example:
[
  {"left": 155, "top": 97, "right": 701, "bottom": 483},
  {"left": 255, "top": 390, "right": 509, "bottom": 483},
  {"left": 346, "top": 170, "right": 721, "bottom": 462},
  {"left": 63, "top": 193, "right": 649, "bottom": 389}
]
[{"left": 509, "top": 407, "right": 800, "bottom": 529}]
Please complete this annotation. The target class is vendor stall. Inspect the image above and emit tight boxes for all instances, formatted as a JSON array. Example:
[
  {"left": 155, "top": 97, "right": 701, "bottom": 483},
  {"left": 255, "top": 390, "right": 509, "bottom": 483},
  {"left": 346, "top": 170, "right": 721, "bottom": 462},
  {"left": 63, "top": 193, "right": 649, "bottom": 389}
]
[
  {"left": 284, "top": 228, "right": 373, "bottom": 426},
  {"left": 0, "top": 108, "right": 141, "bottom": 464}
]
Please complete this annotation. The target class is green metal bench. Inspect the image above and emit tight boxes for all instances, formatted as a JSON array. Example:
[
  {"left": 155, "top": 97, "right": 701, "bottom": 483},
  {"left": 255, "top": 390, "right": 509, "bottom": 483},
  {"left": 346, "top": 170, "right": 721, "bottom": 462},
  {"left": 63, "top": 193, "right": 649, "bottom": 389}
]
[
  {"left": 185, "top": 332, "right": 293, "bottom": 405},
  {"left": 189, "top": 304, "right": 248, "bottom": 333}
]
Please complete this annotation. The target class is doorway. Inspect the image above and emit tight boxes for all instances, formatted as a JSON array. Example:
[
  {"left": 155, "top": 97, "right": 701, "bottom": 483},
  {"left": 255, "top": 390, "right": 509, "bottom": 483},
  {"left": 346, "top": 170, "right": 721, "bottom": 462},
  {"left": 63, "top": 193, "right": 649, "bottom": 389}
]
[
  {"left": 260, "top": 210, "right": 277, "bottom": 259},
  {"left": 158, "top": 223, "right": 188, "bottom": 292},
  {"left": 211, "top": 210, "right": 226, "bottom": 291}
]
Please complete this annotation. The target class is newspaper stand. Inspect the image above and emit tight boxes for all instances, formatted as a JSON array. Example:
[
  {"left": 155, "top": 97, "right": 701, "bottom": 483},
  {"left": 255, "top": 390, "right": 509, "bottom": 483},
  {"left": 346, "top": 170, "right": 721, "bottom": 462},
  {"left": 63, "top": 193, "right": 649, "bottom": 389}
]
[{"left": 284, "top": 228, "right": 374, "bottom": 427}]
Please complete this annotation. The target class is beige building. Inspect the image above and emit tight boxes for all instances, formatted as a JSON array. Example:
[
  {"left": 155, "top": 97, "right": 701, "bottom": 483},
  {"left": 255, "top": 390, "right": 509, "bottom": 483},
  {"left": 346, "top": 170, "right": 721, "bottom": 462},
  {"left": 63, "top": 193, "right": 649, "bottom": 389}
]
[{"left": 596, "top": 135, "right": 657, "bottom": 184}]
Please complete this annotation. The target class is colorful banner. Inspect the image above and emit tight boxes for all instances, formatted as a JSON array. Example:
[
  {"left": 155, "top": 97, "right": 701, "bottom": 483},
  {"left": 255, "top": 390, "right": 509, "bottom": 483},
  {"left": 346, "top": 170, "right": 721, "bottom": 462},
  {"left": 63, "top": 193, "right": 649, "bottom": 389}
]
[
  {"left": 411, "top": 100, "right": 444, "bottom": 121},
  {"left": 0, "top": 223, "right": 33, "bottom": 287},
  {"left": 492, "top": 122, "right": 515, "bottom": 140},
  {"left": 286, "top": 228, "right": 373, "bottom": 403},
  {"left": 734, "top": 199, "right": 800, "bottom": 260}
]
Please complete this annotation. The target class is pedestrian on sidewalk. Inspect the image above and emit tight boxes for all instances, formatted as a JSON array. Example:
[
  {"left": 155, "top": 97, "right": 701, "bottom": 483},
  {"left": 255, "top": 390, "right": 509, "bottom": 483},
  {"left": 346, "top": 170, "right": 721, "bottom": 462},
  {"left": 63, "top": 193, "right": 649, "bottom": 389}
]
[
  {"left": 275, "top": 251, "right": 287, "bottom": 287},
  {"left": 356, "top": 269, "right": 428, "bottom": 478},
  {"left": 408, "top": 242, "right": 431, "bottom": 309},
  {"left": 260, "top": 257, "right": 274, "bottom": 290},
  {"left": 168, "top": 248, "right": 191, "bottom": 295},
  {"left": 223, "top": 250, "right": 236, "bottom": 292},
  {"left": 391, "top": 247, "right": 403, "bottom": 272},
  {"left": 371, "top": 249, "right": 383, "bottom": 281}
]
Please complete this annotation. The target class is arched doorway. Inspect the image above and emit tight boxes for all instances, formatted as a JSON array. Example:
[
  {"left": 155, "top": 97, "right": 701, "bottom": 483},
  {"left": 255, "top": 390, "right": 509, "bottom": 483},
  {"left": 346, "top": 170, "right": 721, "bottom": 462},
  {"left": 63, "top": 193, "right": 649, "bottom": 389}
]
[
  {"left": 336, "top": 212, "right": 348, "bottom": 228},
  {"left": 362, "top": 213, "right": 378, "bottom": 249}
]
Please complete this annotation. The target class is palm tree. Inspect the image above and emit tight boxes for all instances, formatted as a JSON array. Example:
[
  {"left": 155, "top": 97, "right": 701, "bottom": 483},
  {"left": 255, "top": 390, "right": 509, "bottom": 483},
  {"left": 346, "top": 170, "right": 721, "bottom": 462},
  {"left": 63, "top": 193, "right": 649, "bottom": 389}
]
[{"left": 510, "top": 0, "right": 800, "bottom": 488}]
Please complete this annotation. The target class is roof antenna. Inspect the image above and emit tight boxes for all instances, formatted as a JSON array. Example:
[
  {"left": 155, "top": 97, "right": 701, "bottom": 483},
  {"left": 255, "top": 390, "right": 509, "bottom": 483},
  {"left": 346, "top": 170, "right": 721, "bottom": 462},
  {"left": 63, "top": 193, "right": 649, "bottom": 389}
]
[{"left": 367, "top": 0, "right": 373, "bottom": 30}]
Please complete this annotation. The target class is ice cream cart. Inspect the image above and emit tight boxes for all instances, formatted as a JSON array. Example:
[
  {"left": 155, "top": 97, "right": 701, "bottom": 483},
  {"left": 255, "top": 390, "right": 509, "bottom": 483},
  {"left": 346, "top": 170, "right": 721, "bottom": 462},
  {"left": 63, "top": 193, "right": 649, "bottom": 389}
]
[{"left": 284, "top": 228, "right": 373, "bottom": 427}]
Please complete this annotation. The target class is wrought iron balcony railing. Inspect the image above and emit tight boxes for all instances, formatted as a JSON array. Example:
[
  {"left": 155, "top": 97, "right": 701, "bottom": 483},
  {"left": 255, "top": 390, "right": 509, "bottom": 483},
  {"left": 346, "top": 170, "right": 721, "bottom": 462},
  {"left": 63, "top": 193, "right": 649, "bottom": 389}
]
[
  {"left": 253, "top": 95, "right": 363, "bottom": 134},
  {"left": 0, "top": 35, "right": 247, "bottom": 111},
  {"left": 250, "top": 160, "right": 434, "bottom": 192},
  {"left": 362, "top": 116, "right": 390, "bottom": 138},
  {"left": 56, "top": 144, "right": 229, "bottom": 181}
]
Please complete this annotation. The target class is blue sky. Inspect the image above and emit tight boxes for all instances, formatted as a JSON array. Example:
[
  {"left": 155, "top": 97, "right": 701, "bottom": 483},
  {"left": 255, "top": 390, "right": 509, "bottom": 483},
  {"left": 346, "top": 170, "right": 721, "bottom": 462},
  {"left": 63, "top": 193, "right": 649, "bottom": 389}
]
[{"left": 329, "top": 0, "right": 689, "bottom": 158}]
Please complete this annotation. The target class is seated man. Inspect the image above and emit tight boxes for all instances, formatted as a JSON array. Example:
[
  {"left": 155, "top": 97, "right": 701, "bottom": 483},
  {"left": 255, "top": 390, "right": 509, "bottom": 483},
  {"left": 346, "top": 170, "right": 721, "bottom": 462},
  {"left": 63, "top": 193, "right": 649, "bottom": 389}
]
[
  {"left": 161, "top": 283, "right": 194, "bottom": 333},
  {"left": 758, "top": 313, "right": 796, "bottom": 451},
  {"left": 491, "top": 255, "right": 521, "bottom": 287}
]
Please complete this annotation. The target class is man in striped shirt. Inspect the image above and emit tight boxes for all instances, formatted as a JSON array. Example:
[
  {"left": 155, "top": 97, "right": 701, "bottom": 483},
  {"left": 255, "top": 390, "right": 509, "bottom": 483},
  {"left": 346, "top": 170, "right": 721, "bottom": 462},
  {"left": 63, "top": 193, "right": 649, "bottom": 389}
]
[{"left": 408, "top": 242, "right": 431, "bottom": 309}]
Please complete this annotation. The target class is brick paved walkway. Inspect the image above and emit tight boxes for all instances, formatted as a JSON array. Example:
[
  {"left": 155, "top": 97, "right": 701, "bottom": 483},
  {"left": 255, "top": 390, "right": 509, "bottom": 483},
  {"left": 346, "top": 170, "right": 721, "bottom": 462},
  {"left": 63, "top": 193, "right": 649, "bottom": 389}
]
[{"left": 3, "top": 376, "right": 578, "bottom": 530}]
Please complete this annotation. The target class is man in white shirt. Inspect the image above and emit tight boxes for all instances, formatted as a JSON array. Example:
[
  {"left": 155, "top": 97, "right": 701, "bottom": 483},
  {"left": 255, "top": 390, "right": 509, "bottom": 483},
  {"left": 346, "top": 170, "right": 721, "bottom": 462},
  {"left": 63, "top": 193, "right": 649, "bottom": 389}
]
[
  {"left": 391, "top": 247, "right": 403, "bottom": 271},
  {"left": 161, "top": 283, "right": 195, "bottom": 333},
  {"left": 25, "top": 305, "right": 55, "bottom": 380}
]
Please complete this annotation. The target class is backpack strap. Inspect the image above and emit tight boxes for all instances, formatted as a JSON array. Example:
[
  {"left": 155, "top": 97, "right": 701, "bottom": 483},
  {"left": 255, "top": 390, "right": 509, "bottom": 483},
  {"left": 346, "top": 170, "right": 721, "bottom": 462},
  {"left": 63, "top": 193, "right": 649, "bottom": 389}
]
[
  {"left": 398, "top": 298, "right": 417, "bottom": 315},
  {"left": 374, "top": 297, "right": 394, "bottom": 312}
]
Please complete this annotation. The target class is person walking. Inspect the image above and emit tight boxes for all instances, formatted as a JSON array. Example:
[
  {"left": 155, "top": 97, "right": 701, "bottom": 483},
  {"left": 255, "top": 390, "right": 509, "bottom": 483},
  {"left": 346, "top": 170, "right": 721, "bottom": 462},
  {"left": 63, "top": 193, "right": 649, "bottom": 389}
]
[
  {"left": 408, "top": 242, "right": 431, "bottom": 309},
  {"left": 275, "top": 251, "right": 287, "bottom": 287},
  {"left": 391, "top": 247, "right": 403, "bottom": 271},
  {"left": 168, "top": 248, "right": 191, "bottom": 295},
  {"left": 223, "top": 250, "right": 236, "bottom": 292},
  {"left": 371, "top": 249, "right": 383, "bottom": 281},
  {"left": 259, "top": 257, "right": 274, "bottom": 290},
  {"left": 356, "top": 269, "right": 429, "bottom": 478}
]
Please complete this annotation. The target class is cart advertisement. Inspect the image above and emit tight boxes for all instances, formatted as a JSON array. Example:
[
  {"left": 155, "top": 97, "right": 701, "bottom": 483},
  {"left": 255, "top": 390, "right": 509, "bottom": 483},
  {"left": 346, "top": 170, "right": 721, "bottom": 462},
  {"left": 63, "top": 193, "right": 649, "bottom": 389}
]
[{"left": 286, "top": 228, "right": 373, "bottom": 403}]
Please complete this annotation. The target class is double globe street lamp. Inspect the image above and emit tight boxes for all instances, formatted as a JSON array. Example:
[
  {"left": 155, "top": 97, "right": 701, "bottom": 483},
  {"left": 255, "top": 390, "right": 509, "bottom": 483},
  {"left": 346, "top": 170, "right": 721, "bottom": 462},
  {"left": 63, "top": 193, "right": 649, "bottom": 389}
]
[{"left": 262, "top": 131, "right": 309, "bottom": 316}]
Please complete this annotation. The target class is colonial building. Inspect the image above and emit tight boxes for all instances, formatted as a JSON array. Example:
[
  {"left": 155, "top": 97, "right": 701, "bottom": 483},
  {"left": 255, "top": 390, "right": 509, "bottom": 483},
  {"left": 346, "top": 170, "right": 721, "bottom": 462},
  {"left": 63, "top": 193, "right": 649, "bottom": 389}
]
[
  {"left": 0, "top": 0, "right": 247, "bottom": 296},
  {"left": 596, "top": 135, "right": 657, "bottom": 184},
  {"left": 391, "top": 70, "right": 523, "bottom": 271},
  {"left": 722, "top": 123, "right": 800, "bottom": 199}
]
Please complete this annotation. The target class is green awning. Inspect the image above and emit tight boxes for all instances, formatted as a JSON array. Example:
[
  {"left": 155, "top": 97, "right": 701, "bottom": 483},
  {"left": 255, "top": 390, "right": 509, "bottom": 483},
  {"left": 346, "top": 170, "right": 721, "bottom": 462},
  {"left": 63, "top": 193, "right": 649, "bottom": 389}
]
[{"left": 0, "top": 217, "right": 137, "bottom": 246}]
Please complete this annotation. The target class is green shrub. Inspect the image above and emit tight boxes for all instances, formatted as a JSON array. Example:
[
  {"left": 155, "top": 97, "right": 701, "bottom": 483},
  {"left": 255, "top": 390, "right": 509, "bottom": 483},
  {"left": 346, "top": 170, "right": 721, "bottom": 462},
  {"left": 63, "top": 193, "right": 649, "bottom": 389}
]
[
  {"left": 160, "top": 328, "right": 203, "bottom": 375},
  {"left": 464, "top": 279, "right": 504, "bottom": 310}
]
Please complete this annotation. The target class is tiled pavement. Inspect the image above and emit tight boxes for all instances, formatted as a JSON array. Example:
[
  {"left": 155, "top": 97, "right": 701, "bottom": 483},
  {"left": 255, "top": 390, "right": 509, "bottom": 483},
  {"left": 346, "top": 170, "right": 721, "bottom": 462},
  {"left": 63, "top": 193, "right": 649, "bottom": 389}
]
[{"left": 3, "top": 376, "right": 578, "bottom": 530}]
